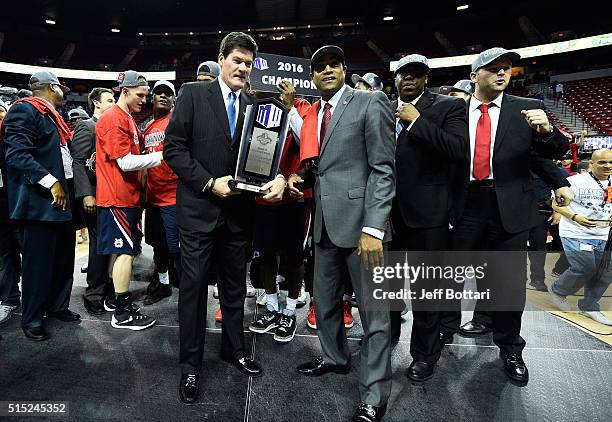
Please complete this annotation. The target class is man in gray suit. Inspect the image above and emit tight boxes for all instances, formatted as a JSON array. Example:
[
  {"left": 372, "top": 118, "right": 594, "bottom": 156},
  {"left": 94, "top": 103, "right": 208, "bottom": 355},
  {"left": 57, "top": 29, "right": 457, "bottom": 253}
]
[
  {"left": 70, "top": 87, "right": 116, "bottom": 315},
  {"left": 288, "top": 45, "right": 395, "bottom": 422}
]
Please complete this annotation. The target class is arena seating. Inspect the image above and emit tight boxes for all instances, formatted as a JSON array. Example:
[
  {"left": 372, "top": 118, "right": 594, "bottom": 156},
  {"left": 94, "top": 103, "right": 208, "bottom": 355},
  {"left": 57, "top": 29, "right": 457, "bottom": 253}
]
[{"left": 563, "top": 77, "right": 612, "bottom": 135}]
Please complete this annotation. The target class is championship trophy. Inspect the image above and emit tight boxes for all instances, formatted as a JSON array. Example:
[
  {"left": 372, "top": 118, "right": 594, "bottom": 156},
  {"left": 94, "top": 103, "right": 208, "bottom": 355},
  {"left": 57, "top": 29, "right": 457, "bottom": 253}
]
[{"left": 229, "top": 97, "right": 290, "bottom": 194}]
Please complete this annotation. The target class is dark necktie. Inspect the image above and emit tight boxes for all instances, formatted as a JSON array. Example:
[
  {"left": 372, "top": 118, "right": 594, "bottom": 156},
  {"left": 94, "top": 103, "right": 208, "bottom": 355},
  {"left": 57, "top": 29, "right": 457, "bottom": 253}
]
[{"left": 319, "top": 103, "right": 332, "bottom": 145}]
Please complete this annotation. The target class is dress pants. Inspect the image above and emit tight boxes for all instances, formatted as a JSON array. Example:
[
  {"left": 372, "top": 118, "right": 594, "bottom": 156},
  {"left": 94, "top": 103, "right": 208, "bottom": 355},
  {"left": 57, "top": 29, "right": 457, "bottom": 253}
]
[
  {"left": 19, "top": 220, "right": 75, "bottom": 329},
  {"left": 390, "top": 222, "right": 449, "bottom": 364},
  {"left": 528, "top": 212, "right": 550, "bottom": 284},
  {"left": 82, "top": 206, "right": 112, "bottom": 302},
  {"left": 178, "top": 218, "right": 248, "bottom": 375},
  {"left": 441, "top": 185, "right": 527, "bottom": 354},
  {"left": 314, "top": 219, "right": 391, "bottom": 407},
  {"left": 0, "top": 222, "right": 21, "bottom": 306}
]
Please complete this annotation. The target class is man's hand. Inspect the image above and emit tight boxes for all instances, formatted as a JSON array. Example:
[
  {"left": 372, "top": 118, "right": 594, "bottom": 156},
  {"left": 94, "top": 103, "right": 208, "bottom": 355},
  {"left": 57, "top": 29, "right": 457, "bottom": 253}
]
[
  {"left": 261, "top": 177, "right": 286, "bottom": 203},
  {"left": 554, "top": 186, "right": 574, "bottom": 206},
  {"left": 287, "top": 173, "right": 304, "bottom": 199},
  {"left": 50, "top": 181, "right": 67, "bottom": 211},
  {"left": 395, "top": 103, "right": 420, "bottom": 123},
  {"left": 549, "top": 212, "right": 562, "bottom": 225},
  {"left": 358, "top": 233, "right": 384, "bottom": 271},
  {"left": 212, "top": 175, "right": 239, "bottom": 198},
  {"left": 574, "top": 215, "right": 597, "bottom": 228},
  {"left": 521, "top": 109, "right": 551, "bottom": 134},
  {"left": 83, "top": 195, "right": 96, "bottom": 214},
  {"left": 277, "top": 81, "right": 296, "bottom": 109}
]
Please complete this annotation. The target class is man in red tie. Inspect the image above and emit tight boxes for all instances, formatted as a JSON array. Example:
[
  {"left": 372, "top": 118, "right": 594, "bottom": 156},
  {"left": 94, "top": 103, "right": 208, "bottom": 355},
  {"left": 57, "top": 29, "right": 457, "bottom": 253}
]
[{"left": 447, "top": 48, "right": 571, "bottom": 384}]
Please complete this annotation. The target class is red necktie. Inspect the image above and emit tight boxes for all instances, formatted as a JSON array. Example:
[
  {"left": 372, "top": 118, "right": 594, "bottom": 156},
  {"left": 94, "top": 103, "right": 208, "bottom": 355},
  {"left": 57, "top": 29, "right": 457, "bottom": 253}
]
[
  {"left": 473, "top": 103, "right": 493, "bottom": 180},
  {"left": 319, "top": 103, "right": 332, "bottom": 145}
]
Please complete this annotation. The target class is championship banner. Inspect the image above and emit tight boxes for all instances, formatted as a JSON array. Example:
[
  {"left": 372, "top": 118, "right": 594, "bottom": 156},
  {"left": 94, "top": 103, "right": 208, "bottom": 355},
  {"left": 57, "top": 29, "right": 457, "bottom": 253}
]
[{"left": 250, "top": 53, "right": 319, "bottom": 97}]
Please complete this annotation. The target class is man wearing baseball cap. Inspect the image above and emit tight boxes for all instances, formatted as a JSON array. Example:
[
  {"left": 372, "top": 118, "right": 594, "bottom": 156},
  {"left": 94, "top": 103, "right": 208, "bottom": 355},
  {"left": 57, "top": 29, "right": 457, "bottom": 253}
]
[
  {"left": 289, "top": 45, "right": 395, "bottom": 422},
  {"left": 351, "top": 72, "right": 383, "bottom": 92},
  {"left": 439, "top": 79, "right": 474, "bottom": 101},
  {"left": 442, "top": 47, "right": 571, "bottom": 384},
  {"left": 389, "top": 53, "right": 468, "bottom": 382},
  {"left": 96, "top": 70, "right": 164, "bottom": 330},
  {"left": 1, "top": 71, "right": 79, "bottom": 341},
  {"left": 196, "top": 60, "right": 221, "bottom": 81},
  {"left": 142, "top": 80, "right": 180, "bottom": 306}
]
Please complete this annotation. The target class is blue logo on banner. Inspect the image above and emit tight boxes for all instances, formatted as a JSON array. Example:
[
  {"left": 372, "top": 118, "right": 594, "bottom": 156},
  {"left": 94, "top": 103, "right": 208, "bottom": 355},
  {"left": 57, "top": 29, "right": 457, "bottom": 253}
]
[
  {"left": 253, "top": 57, "right": 269, "bottom": 71},
  {"left": 256, "top": 103, "right": 283, "bottom": 129}
]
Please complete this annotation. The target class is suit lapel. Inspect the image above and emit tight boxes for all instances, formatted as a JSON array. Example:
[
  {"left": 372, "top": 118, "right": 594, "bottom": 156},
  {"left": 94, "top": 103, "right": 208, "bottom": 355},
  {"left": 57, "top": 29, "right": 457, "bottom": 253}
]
[
  {"left": 232, "top": 91, "right": 251, "bottom": 145},
  {"left": 207, "top": 80, "right": 232, "bottom": 143},
  {"left": 493, "top": 93, "right": 513, "bottom": 154},
  {"left": 414, "top": 89, "right": 434, "bottom": 113},
  {"left": 319, "top": 86, "right": 354, "bottom": 156}
]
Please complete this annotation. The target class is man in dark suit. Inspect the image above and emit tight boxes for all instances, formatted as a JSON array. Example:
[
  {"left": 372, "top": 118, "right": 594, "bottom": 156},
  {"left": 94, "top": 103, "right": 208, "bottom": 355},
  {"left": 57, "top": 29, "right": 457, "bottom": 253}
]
[
  {"left": 446, "top": 48, "right": 570, "bottom": 384},
  {"left": 389, "top": 54, "right": 468, "bottom": 382},
  {"left": 1, "top": 71, "right": 80, "bottom": 341},
  {"left": 164, "top": 32, "right": 286, "bottom": 404},
  {"left": 70, "top": 87, "right": 116, "bottom": 315},
  {"left": 288, "top": 45, "right": 395, "bottom": 422}
]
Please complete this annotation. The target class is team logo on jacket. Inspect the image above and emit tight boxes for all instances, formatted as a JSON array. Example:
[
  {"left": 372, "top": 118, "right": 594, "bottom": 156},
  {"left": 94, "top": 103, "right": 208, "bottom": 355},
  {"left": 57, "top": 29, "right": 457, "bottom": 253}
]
[
  {"left": 256, "top": 103, "right": 282, "bottom": 129},
  {"left": 253, "top": 57, "right": 268, "bottom": 71}
]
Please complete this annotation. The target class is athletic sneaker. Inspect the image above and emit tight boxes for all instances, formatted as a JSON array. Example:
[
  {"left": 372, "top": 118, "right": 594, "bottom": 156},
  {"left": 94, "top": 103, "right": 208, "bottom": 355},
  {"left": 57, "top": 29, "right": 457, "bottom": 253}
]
[
  {"left": 307, "top": 301, "right": 317, "bottom": 329},
  {"left": 0, "top": 304, "right": 20, "bottom": 325},
  {"left": 548, "top": 284, "right": 570, "bottom": 312},
  {"left": 104, "top": 297, "right": 140, "bottom": 313},
  {"left": 296, "top": 284, "right": 307, "bottom": 308},
  {"left": 343, "top": 300, "right": 354, "bottom": 329},
  {"left": 274, "top": 314, "right": 297, "bottom": 343},
  {"left": 111, "top": 304, "right": 156, "bottom": 330},
  {"left": 580, "top": 310, "right": 612, "bottom": 326},
  {"left": 249, "top": 310, "right": 281, "bottom": 333}
]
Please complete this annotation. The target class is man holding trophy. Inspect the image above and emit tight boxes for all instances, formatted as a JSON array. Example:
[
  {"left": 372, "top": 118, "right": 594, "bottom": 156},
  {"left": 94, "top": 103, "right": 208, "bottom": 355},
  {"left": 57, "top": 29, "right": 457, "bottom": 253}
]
[{"left": 164, "top": 32, "right": 286, "bottom": 404}]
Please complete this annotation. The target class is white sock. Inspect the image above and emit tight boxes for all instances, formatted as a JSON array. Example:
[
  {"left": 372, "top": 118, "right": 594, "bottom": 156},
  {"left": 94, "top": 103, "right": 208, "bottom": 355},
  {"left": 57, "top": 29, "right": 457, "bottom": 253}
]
[
  {"left": 266, "top": 293, "right": 279, "bottom": 313},
  {"left": 284, "top": 297, "right": 297, "bottom": 316},
  {"left": 159, "top": 271, "right": 169, "bottom": 285},
  {"left": 343, "top": 294, "right": 352, "bottom": 302}
]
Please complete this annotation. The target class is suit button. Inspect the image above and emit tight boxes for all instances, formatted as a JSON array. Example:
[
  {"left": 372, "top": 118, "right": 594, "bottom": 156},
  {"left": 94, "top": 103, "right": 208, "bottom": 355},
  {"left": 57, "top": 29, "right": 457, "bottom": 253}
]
[{"left": 319, "top": 172, "right": 324, "bottom": 177}]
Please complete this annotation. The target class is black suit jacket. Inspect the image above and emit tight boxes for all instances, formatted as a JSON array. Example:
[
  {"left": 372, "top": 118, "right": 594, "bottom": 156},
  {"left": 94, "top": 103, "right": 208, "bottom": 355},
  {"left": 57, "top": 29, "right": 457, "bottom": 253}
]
[
  {"left": 454, "top": 94, "right": 569, "bottom": 233},
  {"left": 393, "top": 90, "right": 468, "bottom": 229},
  {"left": 70, "top": 117, "right": 97, "bottom": 199},
  {"left": 164, "top": 80, "right": 254, "bottom": 233}
]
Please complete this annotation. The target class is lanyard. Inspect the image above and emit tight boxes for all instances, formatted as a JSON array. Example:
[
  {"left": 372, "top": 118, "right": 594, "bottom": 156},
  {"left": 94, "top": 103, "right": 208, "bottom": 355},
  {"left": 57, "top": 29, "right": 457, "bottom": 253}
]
[{"left": 589, "top": 172, "right": 612, "bottom": 205}]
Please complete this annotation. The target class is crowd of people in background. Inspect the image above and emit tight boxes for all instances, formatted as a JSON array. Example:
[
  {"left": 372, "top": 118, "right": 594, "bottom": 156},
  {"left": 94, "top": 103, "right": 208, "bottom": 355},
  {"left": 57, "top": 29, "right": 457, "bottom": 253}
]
[{"left": 1, "top": 32, "right": 611, "bottom": 422}]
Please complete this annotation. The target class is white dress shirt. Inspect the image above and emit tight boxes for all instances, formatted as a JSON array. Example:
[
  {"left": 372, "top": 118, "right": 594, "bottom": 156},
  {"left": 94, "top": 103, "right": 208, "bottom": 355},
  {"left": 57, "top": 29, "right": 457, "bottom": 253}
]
[
  {"left": 469, "top": 93, "right": 503, "bottom": 181},
  {"left": 396, "top": 91, "right": 424, "bottom": 138}
]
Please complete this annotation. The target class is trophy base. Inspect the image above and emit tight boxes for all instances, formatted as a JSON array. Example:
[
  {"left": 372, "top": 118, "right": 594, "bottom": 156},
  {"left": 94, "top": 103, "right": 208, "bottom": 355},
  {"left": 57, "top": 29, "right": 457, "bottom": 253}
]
[{"left": 228, "top": 180, "right": 264, "bottom": 195}]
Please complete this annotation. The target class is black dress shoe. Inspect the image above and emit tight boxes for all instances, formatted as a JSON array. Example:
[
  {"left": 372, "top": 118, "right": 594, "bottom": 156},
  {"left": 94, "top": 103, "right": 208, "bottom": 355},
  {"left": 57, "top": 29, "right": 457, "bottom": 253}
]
[
  {"left": 440, "top": 332, "right": 454, "bottom": 345},
  {"left": 407, "top": 360, "right": 435, "bottom": 382},
  {"left": 46, "top": 309, "right": 81, "bottom": 322},
  {"left": 529, "top": 280, "right": 548, "bottom": 292},
  {"left": 458, "top": 320, "right": 491, "bottom": 337},
  {"left": 83, "top": 299, "right": 106, "bottom": 316},
  {"left": 23, "top": 326, "right": 49, "bottom": 341},
  {"left": 221, "top": 355, "right": 263, "bottom": 377},
  {"left": 143, "top": 283, "right": 172, "bottom": 305},
  {"left": 502, "top": 352, "right": 529, "bottom": 384},
  {"left": 178, "top": 373, "right": 199, "bottom": 404},
  {"left": 296, "top": 357, "right": 351, "bottom": 377},
  {"left": 351, "top": 402, "right": 387, "bottom": 422}
]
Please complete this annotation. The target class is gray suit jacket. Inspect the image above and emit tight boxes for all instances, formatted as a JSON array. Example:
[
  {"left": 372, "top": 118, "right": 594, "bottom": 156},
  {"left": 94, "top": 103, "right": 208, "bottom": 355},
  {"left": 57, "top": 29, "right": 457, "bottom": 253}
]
[
  {"left": 302, "top": 86, "right": 396, "bottom": 248},
  {"left": 70, "top": 117, "right": 97, "bottom": 199}
]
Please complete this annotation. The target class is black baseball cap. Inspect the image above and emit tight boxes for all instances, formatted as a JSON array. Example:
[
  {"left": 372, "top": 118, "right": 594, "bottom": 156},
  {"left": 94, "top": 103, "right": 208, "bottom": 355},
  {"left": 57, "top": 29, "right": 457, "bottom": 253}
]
[{"left": 310, "top": 45, "right": 345, "bottom": 71}]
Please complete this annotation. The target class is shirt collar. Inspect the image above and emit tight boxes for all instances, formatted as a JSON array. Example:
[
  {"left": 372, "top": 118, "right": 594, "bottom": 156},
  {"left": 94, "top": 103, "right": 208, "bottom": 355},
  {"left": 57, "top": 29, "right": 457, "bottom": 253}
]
[
  {"left": 218, "top": 77, "right": 242, "bottom": 101},
  {"left": 321, "top": 85, "right": 347, "bottom": 111},
  {"left": 470, "top": 92, "right": 503, "bottom": 112},
  {"left": 398, "top": 90, "right": 425, "bottom": 108}
]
